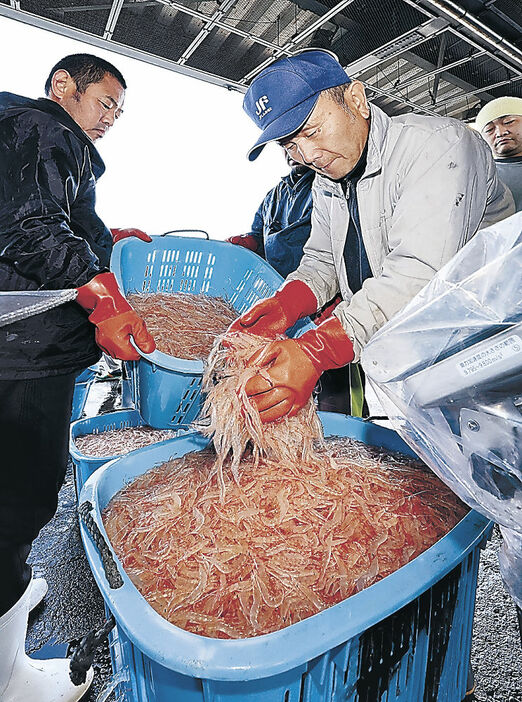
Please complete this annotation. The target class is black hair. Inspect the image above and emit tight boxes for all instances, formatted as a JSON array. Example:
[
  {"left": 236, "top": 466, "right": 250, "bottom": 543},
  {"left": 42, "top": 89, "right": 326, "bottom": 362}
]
[
  {"left": 324, "top": 83, "right": 352, "bottom": 106},
  {"left": 44, "top": 53, "right": 126, "bottom": 95}
]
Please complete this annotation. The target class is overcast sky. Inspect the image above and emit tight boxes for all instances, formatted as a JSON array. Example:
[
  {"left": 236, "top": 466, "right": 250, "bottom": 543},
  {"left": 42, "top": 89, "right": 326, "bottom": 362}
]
[{"left": 0, "top": 14, "right": 288, "bottom": 240}]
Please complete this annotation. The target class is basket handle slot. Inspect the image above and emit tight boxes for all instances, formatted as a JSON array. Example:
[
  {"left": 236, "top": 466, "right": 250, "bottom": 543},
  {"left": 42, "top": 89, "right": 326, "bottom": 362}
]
[
  {"left": 79, "top": 501, "right": 123, "bottom": 590},
  {"left": 160, "top": 229, "right": 210, "bottom": 239}
]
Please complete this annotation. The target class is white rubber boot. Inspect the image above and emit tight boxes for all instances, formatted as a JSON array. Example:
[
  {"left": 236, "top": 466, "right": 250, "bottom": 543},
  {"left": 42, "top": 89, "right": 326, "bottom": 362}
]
[
  {"left": 0, "top": 581, "right": 93, "bottom": 702},
  {"left": 28, "top": 577, "right": 48, "bottom": 611}
]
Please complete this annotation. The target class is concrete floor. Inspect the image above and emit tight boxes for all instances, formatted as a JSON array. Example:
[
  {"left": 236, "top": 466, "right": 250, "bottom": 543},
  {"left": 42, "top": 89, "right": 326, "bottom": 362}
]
[{"left": 26, "top": 376, "right": 522, "bottom": 701}]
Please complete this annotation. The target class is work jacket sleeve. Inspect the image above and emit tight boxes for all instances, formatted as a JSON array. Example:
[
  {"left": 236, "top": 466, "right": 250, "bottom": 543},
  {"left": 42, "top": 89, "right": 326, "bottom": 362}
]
[
  {"left": 0, "top": 115, "right": 103, "bottom": 290},
  {"left": 285, "top": 185, "right": 340, "bottom": 303}
]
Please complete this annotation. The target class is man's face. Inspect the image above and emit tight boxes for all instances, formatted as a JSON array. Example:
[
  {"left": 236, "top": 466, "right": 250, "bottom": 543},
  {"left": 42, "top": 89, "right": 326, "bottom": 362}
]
[
  {"left": 482, "top": 114, "right": 522, "bottom": 158},
  {"left": 280, "top": 82, "right": 370, "bottom": 180},
  {"left": 51, "top": 70, "right": 125, "bottom": 142}
]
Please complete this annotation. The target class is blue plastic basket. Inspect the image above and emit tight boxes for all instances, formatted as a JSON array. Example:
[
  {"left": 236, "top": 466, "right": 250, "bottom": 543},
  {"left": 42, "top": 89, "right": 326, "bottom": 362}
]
[
  {"left": 71, "top": 365, "right": 98, "bottom": 422},
  {"left": 70, "top": 409, "right": 191, "bottom": 496},
  {"left": 110, "top": 235, "right": 312, "bottom": 428},
  {"left": 79, "top": 413, "right": 491, "bottom": 702}
]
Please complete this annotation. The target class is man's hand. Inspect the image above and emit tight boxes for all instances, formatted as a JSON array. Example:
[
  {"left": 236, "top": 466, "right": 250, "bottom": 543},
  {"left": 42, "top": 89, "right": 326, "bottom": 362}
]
[
  {"left": 76, "top": 272, "right": 155, "bottom": 360},
  {"left": 225, "top": 280, "right": 318, "bottom": 340},
  {"left": 226, "top": 234, "right": 258, "bottom": 252},
  {"left": 245, "top": 316, "right": 354, "bottom": 423},
  {"left": 110, "top": 228, "right": 152, "bottom": 244}
]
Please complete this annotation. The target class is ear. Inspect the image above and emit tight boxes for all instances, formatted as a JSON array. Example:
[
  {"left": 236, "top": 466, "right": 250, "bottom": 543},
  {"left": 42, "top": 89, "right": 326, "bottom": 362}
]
[
  {"left": 348, "top": 81, "right": 370, "bottom": 120},
  {"left": 50, "top": 69, "right": 74, "bottom": 101}
]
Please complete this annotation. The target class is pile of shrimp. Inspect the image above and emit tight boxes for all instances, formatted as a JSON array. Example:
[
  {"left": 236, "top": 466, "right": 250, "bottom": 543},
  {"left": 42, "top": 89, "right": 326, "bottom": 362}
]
[
  {"left": 103, "top": 437, "right": 467, "bottom": 639},
  {"left": 74, "top": 426, "right": 178, "bottom": 458},
  {"left": 127, "top": 293, "right": 237, "bottom": 359},
  {"left": 198, "top": 332, "right": 324, "bottom": 492}
]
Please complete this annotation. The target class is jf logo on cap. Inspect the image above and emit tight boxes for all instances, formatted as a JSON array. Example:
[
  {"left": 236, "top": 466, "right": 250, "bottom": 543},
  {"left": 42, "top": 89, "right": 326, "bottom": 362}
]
[{"left": 243, "top": 49, "right": 351, "bottom": 161}]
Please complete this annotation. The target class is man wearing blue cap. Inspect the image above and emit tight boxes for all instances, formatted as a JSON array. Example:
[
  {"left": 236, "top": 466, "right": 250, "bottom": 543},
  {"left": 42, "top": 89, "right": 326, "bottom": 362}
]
[{"left": 229, "top": 49, "right": 514, "bottom": 426}]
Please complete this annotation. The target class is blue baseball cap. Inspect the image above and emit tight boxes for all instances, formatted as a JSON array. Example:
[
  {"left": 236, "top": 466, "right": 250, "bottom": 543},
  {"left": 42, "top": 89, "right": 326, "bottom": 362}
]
[{"left": 243, "top": 49, "right": 351, "bottom": 161}]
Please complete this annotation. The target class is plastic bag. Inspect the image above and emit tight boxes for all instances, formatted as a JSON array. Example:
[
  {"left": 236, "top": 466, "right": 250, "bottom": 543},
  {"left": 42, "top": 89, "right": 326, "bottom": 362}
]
[
  {"left": 362, "top": 212, "right": 522, "bottom": 607},
  {"left": 0, "top": 289, "right": 77, "bottom": 327}
]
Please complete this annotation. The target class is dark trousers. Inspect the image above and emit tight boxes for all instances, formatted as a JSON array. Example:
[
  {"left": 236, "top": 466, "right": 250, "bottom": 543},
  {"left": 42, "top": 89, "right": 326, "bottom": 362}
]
[
  {"left": 316, "top": 364, "right": 369, "bottom": 417},
  {"left": 0, "top": 373, "right": 76, "bottom": 615}
]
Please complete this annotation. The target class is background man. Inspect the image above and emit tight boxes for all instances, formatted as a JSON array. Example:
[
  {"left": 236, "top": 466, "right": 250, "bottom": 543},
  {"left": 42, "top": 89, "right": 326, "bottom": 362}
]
[
  {"left": 475, "top": 96, "right": 522, "bottom": 212},
  {"left": 229, "top": 50, "right": 513, "bottom": 431},
  {"left": 0, "top": 53, "right": 154, "bottom": 701},
  {"left": 227, "top": 154, "right": 314, "bottom": 278}
]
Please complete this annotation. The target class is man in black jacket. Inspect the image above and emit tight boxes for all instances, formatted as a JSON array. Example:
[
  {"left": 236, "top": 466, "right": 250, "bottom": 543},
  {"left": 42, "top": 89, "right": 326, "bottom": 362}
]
[{"left": 0, "top": 54, "right": 154, "bottom": 701}]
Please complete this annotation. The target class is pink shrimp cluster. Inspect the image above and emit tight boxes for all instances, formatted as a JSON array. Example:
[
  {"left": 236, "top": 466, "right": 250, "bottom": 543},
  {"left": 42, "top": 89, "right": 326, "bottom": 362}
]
[
  {"left": 128, "top": 293, "right": 237, "bottom": 359},
  {"left": 198, "top": 331, "right": 324, "bottom": 493},
  {"left": 75, "top": 426, "right": 178, "bottom": 458},
  {"left": 103, "top": 438, "right": 467, "bottom": 639}
]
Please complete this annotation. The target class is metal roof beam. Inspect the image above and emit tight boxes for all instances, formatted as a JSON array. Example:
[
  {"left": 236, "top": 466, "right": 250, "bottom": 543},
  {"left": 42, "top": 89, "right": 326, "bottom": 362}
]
[
  {"left": 431, "top": 29, "right": 447, "bottom": 100},
  {"left": 363, "top": 60, "right": 460, "bottom": 111},
  {"left": 393, "top": 48, "right": 486, "bottom": 90},
  {"left": 399, "top": 46, "right": 505, "bottom": 103},
  {"left": 343, "top": 17, "right": 449, "bottom": 77},
  {"left": 0, "top": 4, "right": 247, "bottom": 92},
  {"left": 178, "top": 0, "right": 238, "bottom": 65},
  {"left": 241, "top": 0, "right": 359, "bottom": 82},
  {"left": 103, "top": 0, "right": 124, "bottom": 40},
  {"left": 156, "top": 0, "right": 294, "bottom": 55},
  {"left": 483, "top": 0, "right": 522, "bottom": 35},
  {"left": 401, "top": 0, "right": 522, "bottom": 72},
  {"left": 362, "top": 79, "right": 441, "bottom": 115},
  {"left": 430, "top": 74, "right": 522, "bottom": 109},
  {"left": 358, "top": 42, "right": 500, "bottom": 115}
]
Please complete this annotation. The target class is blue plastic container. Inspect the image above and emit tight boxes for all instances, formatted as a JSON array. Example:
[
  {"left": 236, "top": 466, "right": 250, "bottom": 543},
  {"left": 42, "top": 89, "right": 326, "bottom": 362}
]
[
  {"left": 79, "top": 413, "right": 491, "bottom": 702},
  {"left": 70, "top": 409, "right": 191, "bottom": 495},
  {"left": 110, "top": 236, "right": 312, "bottom": 428},
  {"left": 71, "top": 365, "right": 98, "bottom": 422},
  {"left": 70, "top": 409, "right": 145, "bottom": 495}
]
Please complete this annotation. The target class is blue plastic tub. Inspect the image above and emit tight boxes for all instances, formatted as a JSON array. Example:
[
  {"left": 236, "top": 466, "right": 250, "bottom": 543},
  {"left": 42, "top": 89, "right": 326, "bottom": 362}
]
[
  {"left": 79, "top": 413, "right": 491, "bottom": 702},
  {"left": 70, "top": 409, "right": 191, "bottom": 496},
  {"left": 110, "top": 236, "right": 312, "bottom": 428},
  {"left": 71, "top": 365, "right": 98, "bottom": 422}
]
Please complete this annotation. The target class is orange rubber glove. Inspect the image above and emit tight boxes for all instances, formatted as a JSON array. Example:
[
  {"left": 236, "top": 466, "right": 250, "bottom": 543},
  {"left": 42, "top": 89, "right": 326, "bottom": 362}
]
[
  {"left": 226, "top": 280, "right": 318, "bottom": 340},
  {"left": 76, "top": 272, "right": 156, "bottom": 360},
  {"left": 226, "top": 234, "right": 259, "bottom": 252},
  {"left": 110, "top": 228, "right": 152, "bottom": 244},
  {"left": 245, "top": 316, "right": 354, "bottom": 423}
]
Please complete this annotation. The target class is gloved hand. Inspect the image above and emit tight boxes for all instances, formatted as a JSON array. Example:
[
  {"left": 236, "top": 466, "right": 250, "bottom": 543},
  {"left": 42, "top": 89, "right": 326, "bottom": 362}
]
[
  {"left": 76, "top": 272, "right": 156, "bottom": 360},
  {"left": 226, "top": 234, "right": 259, "bottom": 252},
  {"left": 110, "top": 228, "right": 152, "bottom": 244},
  {"left": 245, "top": 316, "right": 354, "bottom": 423},
  {"left": 226, "top": 280, "right": 318, "bottom": 340},
  {"left": 312, "top": 293, "right": 342, "bottom": 325}
]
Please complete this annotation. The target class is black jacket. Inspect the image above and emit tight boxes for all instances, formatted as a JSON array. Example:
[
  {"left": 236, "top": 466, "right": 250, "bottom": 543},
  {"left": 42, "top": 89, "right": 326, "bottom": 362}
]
[{"left": 0, "top": 93, "right": 112, "bottom": 378}]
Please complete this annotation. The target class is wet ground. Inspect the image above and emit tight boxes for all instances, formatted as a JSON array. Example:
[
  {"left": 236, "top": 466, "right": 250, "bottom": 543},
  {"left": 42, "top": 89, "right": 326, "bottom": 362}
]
[{"left": 26, "top": 375, "right": 522, "bottom": 702}]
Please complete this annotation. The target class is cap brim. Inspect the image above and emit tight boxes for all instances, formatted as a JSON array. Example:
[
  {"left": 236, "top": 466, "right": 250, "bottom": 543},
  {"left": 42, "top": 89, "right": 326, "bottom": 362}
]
[{"left": 247, "top": 94, "right": 319, "bottom": 162}]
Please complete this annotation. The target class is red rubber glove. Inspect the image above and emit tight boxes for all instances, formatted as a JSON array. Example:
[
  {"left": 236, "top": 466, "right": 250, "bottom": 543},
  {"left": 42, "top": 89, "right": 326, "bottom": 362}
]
[
  {"left": 226, "top": 280, "right": 318, "bottom": 340},
  {"left": 110, "top": 228, "right": 152, "bottom": 244},
  {"left": 76, "top": 272, "right": 156, "bottom": 361},
  {"left": 245, "top": 316, "right": 354, "bottom": 423},
  {"left": 226, "top": 234, "right": 259, "bottom": 252}
]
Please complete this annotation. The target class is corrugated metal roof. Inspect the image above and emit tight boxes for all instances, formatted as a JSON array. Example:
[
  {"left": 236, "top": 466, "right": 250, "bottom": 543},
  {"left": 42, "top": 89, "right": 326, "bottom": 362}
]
[{"left": 1, "top": 0, "right": 521, "bottom": 120}]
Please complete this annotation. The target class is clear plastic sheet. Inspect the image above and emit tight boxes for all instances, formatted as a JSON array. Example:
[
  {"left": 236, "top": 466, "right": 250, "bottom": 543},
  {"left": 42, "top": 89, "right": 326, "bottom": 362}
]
[
  {"left": 361, "top": 212, "right": 522, "bottom": 607},
  {"left": 0, "top": 289, "right": 77, "bottom": 327}
]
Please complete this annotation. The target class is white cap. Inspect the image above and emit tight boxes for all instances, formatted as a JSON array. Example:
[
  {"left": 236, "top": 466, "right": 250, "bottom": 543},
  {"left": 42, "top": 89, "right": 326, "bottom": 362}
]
[{"left": 475, "top": 96, "right": 522, "bottom": 132}]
